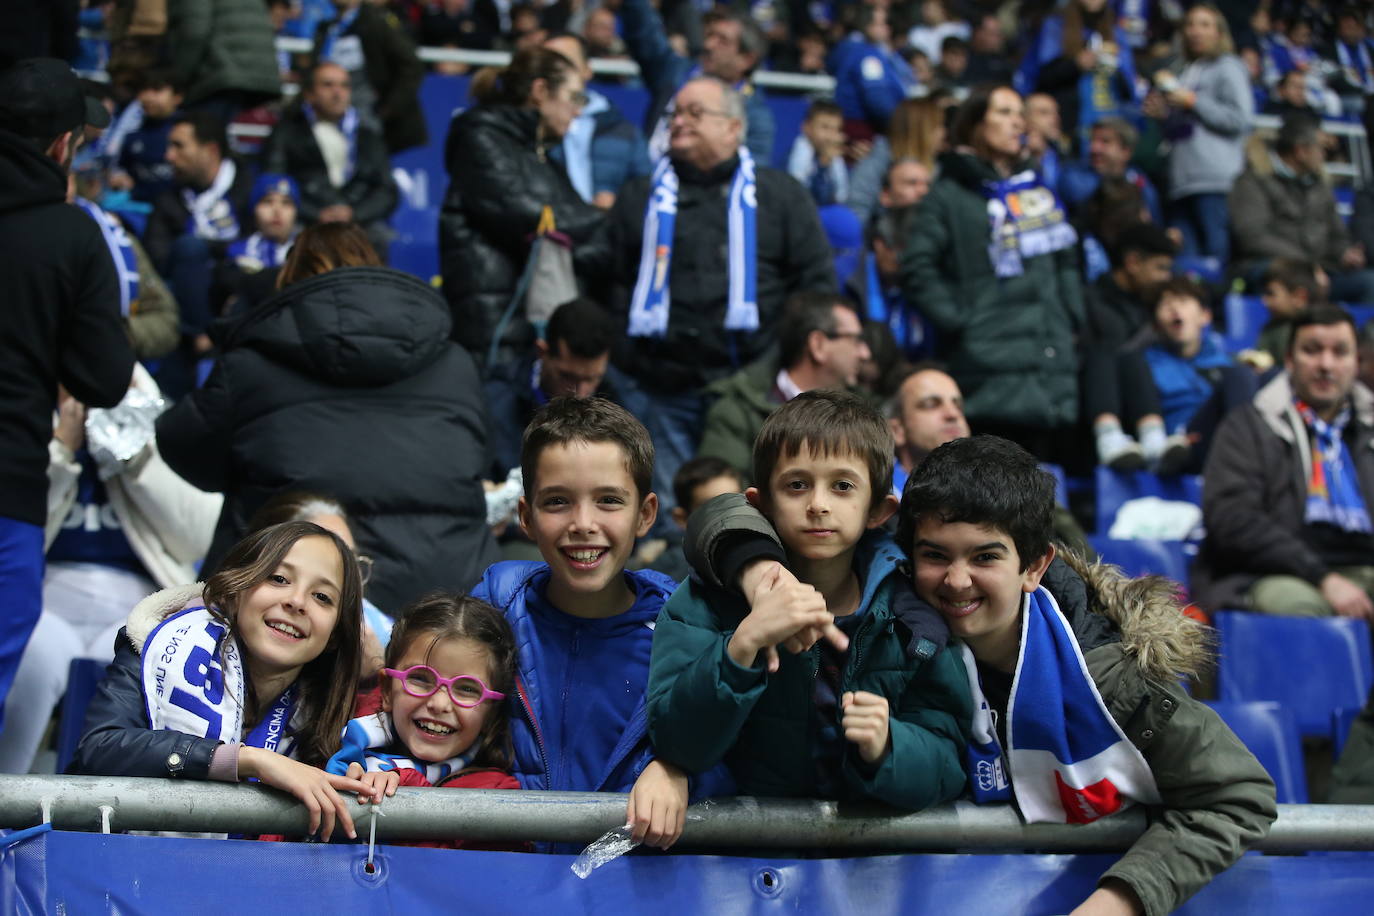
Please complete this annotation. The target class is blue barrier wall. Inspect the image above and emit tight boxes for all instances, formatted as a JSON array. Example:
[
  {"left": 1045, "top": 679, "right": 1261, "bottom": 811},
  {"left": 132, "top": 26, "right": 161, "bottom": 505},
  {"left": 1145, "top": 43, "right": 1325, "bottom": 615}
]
[{"left": 3, "top": 829, "right": 1371, "bottom": 915}]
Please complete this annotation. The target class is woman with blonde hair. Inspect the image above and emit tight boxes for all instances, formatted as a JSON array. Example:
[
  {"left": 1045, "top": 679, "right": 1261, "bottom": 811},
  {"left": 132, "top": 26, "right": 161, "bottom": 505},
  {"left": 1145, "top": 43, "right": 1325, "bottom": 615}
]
[
  {"left": 156, "top": 222, "right": 500, "bottom": 613},
  {"left": 847, "top": 93, "right": 950, "bottom": 219},
  {"left": 1143, "top": 3, "right": 1252, "bottom": 264}
]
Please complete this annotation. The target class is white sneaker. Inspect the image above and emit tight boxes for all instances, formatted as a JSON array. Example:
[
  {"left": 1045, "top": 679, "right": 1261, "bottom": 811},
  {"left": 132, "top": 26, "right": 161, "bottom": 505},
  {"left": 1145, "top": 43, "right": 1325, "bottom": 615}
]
[{"left": 1098, "top": 430, "right": 1146, "bottom": 471}]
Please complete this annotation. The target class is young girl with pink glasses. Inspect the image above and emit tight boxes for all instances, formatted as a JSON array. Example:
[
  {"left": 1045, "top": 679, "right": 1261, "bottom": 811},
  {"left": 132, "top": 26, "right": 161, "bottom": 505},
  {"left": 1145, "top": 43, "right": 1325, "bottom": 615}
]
[{"left": 326, "top": 592, "right": 520, "bottom": 847}]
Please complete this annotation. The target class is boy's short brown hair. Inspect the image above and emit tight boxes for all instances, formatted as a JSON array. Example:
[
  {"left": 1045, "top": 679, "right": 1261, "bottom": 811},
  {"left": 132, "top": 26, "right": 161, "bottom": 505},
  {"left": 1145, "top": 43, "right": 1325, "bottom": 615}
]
[
  {"left": 752, "top": 390, "right": 894, "bottom": 510},
  {"left": 521, "top": 396, "right": 654, "bottom": 501}
]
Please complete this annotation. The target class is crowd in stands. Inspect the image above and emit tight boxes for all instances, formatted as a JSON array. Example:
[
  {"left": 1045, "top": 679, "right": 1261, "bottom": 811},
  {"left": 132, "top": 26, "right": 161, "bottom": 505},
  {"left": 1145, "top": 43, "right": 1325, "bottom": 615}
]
[{"left": 4, "top": 0, "right": 1374, "bottom": 911}]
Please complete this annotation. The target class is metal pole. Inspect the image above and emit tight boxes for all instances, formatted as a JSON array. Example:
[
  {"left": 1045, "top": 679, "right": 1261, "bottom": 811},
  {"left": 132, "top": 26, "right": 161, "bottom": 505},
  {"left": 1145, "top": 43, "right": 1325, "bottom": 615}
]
[{"left": 1, "top": 776, "right": 1370, "bottom": 852}]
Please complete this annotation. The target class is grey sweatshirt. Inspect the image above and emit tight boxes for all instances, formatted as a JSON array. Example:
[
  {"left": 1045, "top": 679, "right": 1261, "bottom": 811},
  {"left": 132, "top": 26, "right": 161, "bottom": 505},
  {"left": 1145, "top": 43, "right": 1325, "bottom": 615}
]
[{"left": 1166, "top": 54, "right": 1254, "bottom": 200}]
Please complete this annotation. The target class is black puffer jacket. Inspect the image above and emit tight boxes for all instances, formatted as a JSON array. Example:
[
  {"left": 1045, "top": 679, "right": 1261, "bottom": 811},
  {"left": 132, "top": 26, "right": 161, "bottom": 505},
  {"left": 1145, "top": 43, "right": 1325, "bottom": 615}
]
[
  {"left": 155, "top": 266, "right": 500, "bottom": 611},
  {"left": 439, "top": 105, "right": 608, "bottom": 362}
]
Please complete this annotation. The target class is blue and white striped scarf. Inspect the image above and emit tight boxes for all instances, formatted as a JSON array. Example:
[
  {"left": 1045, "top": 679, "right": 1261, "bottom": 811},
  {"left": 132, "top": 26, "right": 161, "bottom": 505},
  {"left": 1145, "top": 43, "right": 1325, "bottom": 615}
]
[
  {"left": 74, "top": 197, "right": 139, "bottom": 317},
  {"left": 327, "top": 711, "right": 474, "bottom": 786},
  {"left": 142, "top": 606, "right": 300, "bottom": 758},
  {"left": 961, "top": 587, "right": 1160, "bottom": 823},
  {"left": 628, "top": 149, "right": 758, "bottom": 338}
]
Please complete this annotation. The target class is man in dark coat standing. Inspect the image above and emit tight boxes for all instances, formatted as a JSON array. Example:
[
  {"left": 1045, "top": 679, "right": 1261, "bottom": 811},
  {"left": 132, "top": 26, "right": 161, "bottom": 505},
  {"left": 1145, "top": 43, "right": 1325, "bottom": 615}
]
[
  {"left": 0, "top": 59, "right": 135, "bottom": 730},
  {"left": 608, "top": 76, "right": 834, "bottom": 523}
]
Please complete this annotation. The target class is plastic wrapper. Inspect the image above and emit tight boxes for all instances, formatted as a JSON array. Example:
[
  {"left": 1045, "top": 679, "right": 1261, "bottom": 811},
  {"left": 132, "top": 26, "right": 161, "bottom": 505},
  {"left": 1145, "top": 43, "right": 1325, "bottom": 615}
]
[
  {"left": 485, "top": 468, "right": 523, "bottom": 527},
  {"left": 571, "top": 823, "right": 638, "bottom": 879},
  {"left": 84, "top": 387, "right": 167, "bottom": 480}
]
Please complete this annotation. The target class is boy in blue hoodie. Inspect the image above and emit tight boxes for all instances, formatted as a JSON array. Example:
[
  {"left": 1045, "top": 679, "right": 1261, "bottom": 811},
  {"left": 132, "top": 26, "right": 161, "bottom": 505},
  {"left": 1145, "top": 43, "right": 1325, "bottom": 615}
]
[
  {"left": 647, "top": 390, "right": 971, "bottom": 807},
  {"left": 471, "top": 396, "right": 693, "bottom": 849}
]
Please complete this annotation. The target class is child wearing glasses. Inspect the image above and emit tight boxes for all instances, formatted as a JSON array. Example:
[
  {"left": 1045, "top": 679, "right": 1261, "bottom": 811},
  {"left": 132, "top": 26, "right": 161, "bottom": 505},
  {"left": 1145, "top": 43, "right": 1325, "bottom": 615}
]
[
  {"left": 326, "top": 593, "right": 521, "bottom": 848},
  {"left": 470, "top": 396, "right": 726, "bottom": 851}
]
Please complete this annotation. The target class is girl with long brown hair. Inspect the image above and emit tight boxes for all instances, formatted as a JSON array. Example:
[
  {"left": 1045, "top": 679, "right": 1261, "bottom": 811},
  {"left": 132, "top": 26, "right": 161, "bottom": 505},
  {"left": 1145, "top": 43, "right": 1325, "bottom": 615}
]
[{"left": 72, "top": 521, "right": 374, "bottom": 841}]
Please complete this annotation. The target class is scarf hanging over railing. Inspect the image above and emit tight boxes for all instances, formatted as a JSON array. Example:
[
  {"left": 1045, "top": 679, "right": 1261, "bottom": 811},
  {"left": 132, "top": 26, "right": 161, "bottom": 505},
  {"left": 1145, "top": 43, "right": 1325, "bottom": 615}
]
[
  {"left": 327, "top": 711, "right": 474, "bottom": 786},
  {"left": 961, "top": 587, "right": 1160, "bottom": 823}
]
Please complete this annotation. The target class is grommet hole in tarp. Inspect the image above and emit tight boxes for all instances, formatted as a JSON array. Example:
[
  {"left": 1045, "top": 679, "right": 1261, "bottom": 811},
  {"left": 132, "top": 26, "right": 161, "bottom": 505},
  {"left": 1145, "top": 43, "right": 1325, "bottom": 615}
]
[
  {"left": 353, "top": 852, "right": 388, "bottom": 887},
  {"left": 753, "top": 867, "right": 783, "bottom": 898}
]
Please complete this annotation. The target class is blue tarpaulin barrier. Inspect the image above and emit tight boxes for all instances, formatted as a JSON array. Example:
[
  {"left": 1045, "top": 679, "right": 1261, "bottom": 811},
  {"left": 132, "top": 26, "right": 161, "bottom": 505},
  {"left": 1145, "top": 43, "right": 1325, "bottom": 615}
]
[{"left": 3, "top": 829, "right": 1371, "bottom": 914}]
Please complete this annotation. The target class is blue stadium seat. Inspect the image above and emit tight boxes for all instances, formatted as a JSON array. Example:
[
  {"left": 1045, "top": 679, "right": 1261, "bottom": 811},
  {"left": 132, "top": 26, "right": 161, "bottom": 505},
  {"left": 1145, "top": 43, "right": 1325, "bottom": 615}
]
[
  {"left": 1041, "top": 463, "right": 1068, "bottom": 508},
  {"left": 818, "top": 205, "right": 863, "bottom": 288},
  {"left": 1215, "top": 612, "right": 1374, "bottom": 738},
  {"left": 56, "top": 658, "right": 107, "bottom": 774},
  {"left": 1343, "top": 304, "right": 1374, "bottom": 329},
  {"left": 1089, "top": 536, "right": 1193, "bottom": 587},
  {"left": 1203, "top": 701, "right": 1308, "bottom": 803},
  {"left": 1094, "top": 466, "right": 1203, "bottom": 537},
  {"left": 1174, "top": 255, "right": 1223, "bottom": 285},
  {"left": 1221, "top": 294, "right": 1269, "bottom": 353},
  {"left": 1332, "top": 707, "right": 1360, "bottom": 758}
]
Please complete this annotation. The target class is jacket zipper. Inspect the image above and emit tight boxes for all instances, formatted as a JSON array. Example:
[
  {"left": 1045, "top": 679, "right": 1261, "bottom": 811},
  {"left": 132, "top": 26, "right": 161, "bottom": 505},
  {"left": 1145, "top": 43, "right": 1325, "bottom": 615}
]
[{"left": 516, "top": 678, "right": 551, "bottom": 785}]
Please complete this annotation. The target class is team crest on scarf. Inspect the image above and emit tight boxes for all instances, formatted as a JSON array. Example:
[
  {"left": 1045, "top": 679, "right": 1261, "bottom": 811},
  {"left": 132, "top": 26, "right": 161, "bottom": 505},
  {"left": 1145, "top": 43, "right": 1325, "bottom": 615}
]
[
  {"left": 983, "top": 170, "right": 1078, "bottom": 278},
  {"left": 961, "top": 587, "right": 1160, "bottom": 824}
]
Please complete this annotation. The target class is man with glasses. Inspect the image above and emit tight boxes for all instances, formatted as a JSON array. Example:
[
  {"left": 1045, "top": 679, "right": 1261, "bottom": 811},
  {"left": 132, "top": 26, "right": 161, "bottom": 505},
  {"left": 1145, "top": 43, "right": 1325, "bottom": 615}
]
[
  {"left": 608, "top": 76, "right": 833, "bottom": 522},
  {"left": 698, "top": 293, "right": 870, "bottom": 481},
  {"left": 619, "top": 0, "right": 775, "bottom": 162}
]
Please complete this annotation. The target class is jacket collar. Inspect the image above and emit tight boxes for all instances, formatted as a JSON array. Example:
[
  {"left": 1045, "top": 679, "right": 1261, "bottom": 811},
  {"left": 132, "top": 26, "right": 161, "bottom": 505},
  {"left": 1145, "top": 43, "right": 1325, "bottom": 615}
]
[{"left": 125, "top": 583, "right": 208, "bottom": 654}]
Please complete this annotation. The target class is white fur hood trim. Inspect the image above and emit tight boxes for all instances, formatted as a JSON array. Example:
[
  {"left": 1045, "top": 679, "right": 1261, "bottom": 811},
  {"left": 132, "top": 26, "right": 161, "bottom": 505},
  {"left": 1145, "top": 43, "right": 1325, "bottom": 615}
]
[{"left": 124, "top": 583, "right": 207, "bottom": 654}]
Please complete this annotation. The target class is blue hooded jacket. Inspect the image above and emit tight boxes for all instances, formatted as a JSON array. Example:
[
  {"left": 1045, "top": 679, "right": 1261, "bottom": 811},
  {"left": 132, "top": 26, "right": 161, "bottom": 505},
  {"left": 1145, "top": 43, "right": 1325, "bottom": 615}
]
[{"left": 1143, "top": 329, "right": 1236, "bottom": 433}]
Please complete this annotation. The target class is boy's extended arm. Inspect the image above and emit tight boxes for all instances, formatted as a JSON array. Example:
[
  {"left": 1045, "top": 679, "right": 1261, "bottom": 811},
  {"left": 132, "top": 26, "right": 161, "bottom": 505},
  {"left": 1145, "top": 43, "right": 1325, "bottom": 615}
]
[
  {"left": 1097, "top": 655, "right": 1277, "bottom": 916},
  {"left": 841, "top": 642, "right": 972, "bottom": 810},
  {"left": 683, "top": 492, "right": 787, "bottom": 592},
  {"left": 646, "top": 584, "right": 770, "bottom": 774}
]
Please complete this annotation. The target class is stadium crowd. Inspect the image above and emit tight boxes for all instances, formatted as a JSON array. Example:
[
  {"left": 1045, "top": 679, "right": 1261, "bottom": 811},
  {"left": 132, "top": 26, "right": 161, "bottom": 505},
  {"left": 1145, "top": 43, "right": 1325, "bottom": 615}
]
[{"left": 1, "top": 0, "right": 1374, "bottom": 911}]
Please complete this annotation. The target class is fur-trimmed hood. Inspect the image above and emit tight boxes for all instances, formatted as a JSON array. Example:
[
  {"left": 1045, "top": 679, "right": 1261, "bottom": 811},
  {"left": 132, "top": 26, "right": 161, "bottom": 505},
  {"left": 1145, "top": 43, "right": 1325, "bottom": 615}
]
[
  {"left": 124, "top": 583, "right": 207, "bottom": 654},
  {"left": 1059, "top": 550, "right": 1211, "bottom": 681}
]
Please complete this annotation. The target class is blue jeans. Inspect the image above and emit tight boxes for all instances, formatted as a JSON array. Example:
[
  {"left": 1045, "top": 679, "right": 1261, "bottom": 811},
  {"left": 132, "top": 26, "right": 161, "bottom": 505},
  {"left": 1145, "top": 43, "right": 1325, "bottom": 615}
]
[
  {"left": 618, "top": 379, "right": 706, "bottom": 533},
  {"left": 1169, "top": 193, "right": 1230, "bottom": 264},
  {"left": 0, "top": 517, "right": 45, "bottom": 735}
]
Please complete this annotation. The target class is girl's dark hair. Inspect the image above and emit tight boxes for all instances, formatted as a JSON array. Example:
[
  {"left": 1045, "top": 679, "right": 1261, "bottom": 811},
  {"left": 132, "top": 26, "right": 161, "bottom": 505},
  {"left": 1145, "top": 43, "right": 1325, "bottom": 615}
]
[
  {"left": 951, "top": 82, "right": 1016, "bottom": 149},
  {"left": 470, "top": 47, "right": 574, "bottom": 107},
  {"left": 202, "top": 521, "right": 364, "bottom": 768},
  {"left": 276, "top": 222, "right": 382, "bottom": 289},
  {"left": 383, "top": 592, "right": 518, "bottom": 772}
]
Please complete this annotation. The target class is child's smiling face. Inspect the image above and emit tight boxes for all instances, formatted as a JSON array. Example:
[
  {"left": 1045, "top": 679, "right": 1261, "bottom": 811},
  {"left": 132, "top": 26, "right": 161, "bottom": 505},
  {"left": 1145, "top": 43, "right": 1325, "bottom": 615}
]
[
  {"left": 753, "top": 442, "right": 895, "bottom": 566},
  {"left": 911, "top": 518, "right": 1053, "bottom": 667},
  {"left": 519, "top": 439, "right": 657, "bottom": 617},
  {"left": 384, "top": 636, "right": 497, "bottom": 764}
]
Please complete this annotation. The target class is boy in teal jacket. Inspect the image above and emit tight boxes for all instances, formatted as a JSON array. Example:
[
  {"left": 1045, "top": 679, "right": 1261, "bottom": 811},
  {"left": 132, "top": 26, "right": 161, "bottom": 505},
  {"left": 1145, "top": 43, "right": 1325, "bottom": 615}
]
[{"left": 647, "top": 391, "right": 971, "bottom": 807}]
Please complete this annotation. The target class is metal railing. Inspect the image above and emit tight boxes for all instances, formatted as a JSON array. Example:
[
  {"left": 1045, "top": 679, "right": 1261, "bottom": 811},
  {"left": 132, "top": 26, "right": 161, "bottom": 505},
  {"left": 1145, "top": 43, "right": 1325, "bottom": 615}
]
[{"left": 2, "top": 775, "right": 1371, "bottom": 852}]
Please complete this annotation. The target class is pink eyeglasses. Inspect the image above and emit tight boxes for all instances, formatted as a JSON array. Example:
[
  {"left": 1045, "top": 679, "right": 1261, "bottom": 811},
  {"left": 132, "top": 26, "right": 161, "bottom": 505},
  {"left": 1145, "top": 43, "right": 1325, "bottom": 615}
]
[{"left": 382, "top": 665, "right": 507, "bottom": 708}]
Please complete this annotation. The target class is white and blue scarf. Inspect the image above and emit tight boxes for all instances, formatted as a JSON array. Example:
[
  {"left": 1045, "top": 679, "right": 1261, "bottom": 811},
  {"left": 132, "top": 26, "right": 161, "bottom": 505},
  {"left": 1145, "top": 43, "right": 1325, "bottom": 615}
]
[
  {"left": 982, "top": 169, "right": 1078, "bottom": 278},
  {"left": 303, "top": 102, "right": 360, "bottom": 184},
  {"left": 628, "top": 148, "right": 759, "bottom": 338},
  {"left": 326, "top": 711, "right": 474, "bottom": 786},
  {"left": 141, "top": 606, "right": 300, "bottom": 758},
  {"left": 962, "top": 587, "right": 1160, "bottom": 823},
  {"left": 181, "top": 159, "right": 241, "bottom": 242},
  {"left": 74, "top": 197, "right": 139, "bottom": 317},
  {"left": 228, "top": 231, "right": 296, "bottom": 272},
  {"left": 1337, "top": 40, "right": 1374, "bottom": 95}
]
